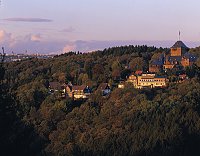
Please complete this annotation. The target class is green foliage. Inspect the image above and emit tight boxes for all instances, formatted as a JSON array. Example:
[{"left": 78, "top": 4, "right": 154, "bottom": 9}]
[
  {"left": 2, "top": 44, "right": 200, "bottom": 155},
  {"left": 186, "top": 64, "right": 200, "bottom": 79}
]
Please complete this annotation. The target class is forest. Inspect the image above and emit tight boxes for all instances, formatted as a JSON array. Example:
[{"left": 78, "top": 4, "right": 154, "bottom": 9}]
[{"left": 1, "top": 44, "right": 200, "bottom": 156}]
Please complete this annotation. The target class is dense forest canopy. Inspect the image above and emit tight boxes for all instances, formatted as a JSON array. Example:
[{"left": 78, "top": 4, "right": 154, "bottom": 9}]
[{"left": 0, "top": 45, "right": 200, "bottom": 156}]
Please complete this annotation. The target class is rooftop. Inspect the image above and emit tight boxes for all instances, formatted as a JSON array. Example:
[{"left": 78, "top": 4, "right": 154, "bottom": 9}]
[
  {"left": 171, "top": 41, "right": 189, "bottom": 49},
  {"left": 72, "top": 85, "right": 88, "bottom": 91}
]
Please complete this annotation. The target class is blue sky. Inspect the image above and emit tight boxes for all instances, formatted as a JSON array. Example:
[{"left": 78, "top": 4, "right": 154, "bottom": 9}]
[{"left": 1, "top": 0, "right": 200, "bottom": 54}]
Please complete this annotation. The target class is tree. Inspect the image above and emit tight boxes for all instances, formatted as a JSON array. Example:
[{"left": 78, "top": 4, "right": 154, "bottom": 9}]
[
  {"left": 120, "top": 69, "right": 131, "bottom": 80},
  {"left": 66, "top": 64, "right": 73, "bottom": 82},
  {"left": 0, "top": 47, "right": 5, "bottom": 81},
  {"left": 92, "top": 64, "right": 105, "bottom": 82},
  {"left": 84, "top": 60, "right": 93, "bottom": 79},
  {"left": 111, "top": 61, "right": 122, "bottom": 80},
  {"left": 129, "top": 57, "right": 145, "bottom": 71}
]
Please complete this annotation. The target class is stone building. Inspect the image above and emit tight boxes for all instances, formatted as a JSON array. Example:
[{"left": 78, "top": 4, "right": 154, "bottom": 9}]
[
  {"left": 149, "top": 40, "right": 197, "bottom": 72},
  {"left": 125, "top": 73, "right": 167, "bottom": 89}
]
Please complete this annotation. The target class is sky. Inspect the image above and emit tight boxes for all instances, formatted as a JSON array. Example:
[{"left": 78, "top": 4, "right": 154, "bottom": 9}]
[{"left": 1, "top": 0, "right": 200, "bottom": 54}]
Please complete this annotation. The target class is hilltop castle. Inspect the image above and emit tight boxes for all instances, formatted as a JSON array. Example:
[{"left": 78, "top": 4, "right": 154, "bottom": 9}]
[{"left": 149, "top": 40, "right": 197, "bottom": 72}]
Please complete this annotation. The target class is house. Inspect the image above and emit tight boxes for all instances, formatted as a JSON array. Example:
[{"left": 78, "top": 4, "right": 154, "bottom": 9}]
[
  {"left": 98, "top": 83, "right": 111, "bottom": 96},
  {"left": 49, "top": 82, "right": 92, "bottom": 99},
  {"left": 72, "top": 85, "right": 91, "bottom": 99},
  {"left": 137, "top": 74, "right": 167, "bottom": 89},
  {"left": 49, "top": 82, "right": 66, "bottom": 94},
  {"left": 49, "top": 82, "right": 62, "bottom": 92},
  {"left": 49, "top": 82, "right": 66, "bottom": 97},
  {"left": 118, "top": 82, "right": 125, "bottom": 89},
  {"left": 127, "top": 74, "right": 137, "bottom": 87},
  {"left": 178, "top": 74, "right": 188, "bottom": 82},
  {"left": 126, "top": 73, "right": 167, "bottom": 89}
]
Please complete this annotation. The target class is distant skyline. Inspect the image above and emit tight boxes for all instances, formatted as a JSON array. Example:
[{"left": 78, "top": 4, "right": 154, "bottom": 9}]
[{"left": 1, "top": 0, "right": 200, "bottom": 54}]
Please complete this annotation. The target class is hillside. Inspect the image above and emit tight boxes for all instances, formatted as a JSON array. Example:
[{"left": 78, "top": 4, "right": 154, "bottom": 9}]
[{"left": 1, "top": 45, "right": 200, "bottom": 156}]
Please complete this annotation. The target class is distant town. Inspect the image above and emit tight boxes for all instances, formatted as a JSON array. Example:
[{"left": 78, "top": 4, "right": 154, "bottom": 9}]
[{"left": 4, "top": 53, "right": 55, "bottom": 62}]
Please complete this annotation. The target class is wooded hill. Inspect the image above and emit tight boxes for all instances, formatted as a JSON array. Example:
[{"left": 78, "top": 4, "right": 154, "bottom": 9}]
[{"left": 1, "top": 45, "right": 200, "bottom": 156}]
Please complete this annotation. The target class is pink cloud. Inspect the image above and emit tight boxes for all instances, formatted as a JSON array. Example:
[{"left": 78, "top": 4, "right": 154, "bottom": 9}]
[
  {"left": 30, "top": 34, "right": 42, "bottom": 42},
  {"left": 1, "top": 30, "right": 200, "bottom": 55},
  {"left": 0, "top": 30, "right": 12, "bottom": 43},
  {"left": 62, "top": 42, "right": 76, "bottom": 53}
]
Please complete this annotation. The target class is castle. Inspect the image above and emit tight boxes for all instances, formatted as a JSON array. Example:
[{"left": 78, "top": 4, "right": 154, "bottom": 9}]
[{"left": 149, "top": 40, "right": 197, "bottom": 72}]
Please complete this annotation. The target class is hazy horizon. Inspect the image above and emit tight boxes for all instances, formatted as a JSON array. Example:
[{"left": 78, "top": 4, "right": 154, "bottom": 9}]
[
  {"left": 2, "top": 40, "right": 200, "bottom": 55},
  {"left": 1, "top": 0, "right": 200, "bottom": 54}
]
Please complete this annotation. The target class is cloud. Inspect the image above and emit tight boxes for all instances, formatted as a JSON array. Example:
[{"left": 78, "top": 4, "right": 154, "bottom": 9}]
[
  {"left": 3, "top": 18, "right": 52, "bottom": 22},
  {"left": 1, "top": 29, "right": 200, "bottom": 55},
  {"left": 0, "top": 30, "right": 16, "bottom": 47},
  {"left": 0, "top": 30, "right": 65, "bottom": 54},
  {"left": 30, "top": 34, "right": 42, "bottom": 42},
  {"left": 62, "top": 42, "right": 76, "bottom": 53},
  {"left": 0, "top": 30, "right": 11, "bottom": 42}
]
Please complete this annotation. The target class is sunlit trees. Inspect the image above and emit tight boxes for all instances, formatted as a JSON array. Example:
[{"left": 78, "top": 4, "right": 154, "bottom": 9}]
[{"left": 2, "top": 44, "right": 200, "bottom": 156}]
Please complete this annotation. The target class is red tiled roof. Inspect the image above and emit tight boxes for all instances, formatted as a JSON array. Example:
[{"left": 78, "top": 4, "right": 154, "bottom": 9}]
[{"left": 135, "top": 70, "right": 143, "bottom": 75}]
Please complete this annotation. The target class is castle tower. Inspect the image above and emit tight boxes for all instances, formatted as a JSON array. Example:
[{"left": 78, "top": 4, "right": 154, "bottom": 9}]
[{"left": 170, "top": 40, "right": 189, "bottom": 56}]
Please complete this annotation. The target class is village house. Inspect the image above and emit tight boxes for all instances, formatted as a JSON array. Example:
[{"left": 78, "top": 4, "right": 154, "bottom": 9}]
[
  {"left": 49, "top": 82, "right": 91, "bottom": 99},
  {"left": 49, "top": 82, "right": 62, "bottom": 92},
  {"left": 97, "top": 83, "right": 111, "bottom": 96},
  {"left": 178, "top": 74, "right": 188, "bottom": 83},
  {"left": 72, "top": 85, "right": 91, "bottom": 99},
  {"left": 49, "top": 82, "right": 66, "bottom": 97},
  {"left": 126, "top": 74, "right": 137, "bottom": 87},
  {"left": 118, "top": 82, "right": 125, "bottom": 89}
]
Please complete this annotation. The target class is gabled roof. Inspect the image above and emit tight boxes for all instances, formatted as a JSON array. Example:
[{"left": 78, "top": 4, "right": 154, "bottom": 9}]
[
  {"left": 49, "top": 82, "right": 62, "bottom": 90},
  {"left": 171, "top": 41, "right": 188, "bottom": 49},
  {"left": 72, "top": 85, "right": 88, "bottom": 91},
  {"left": 98, "top": 83, "right": 109, "bottom": 90}
]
